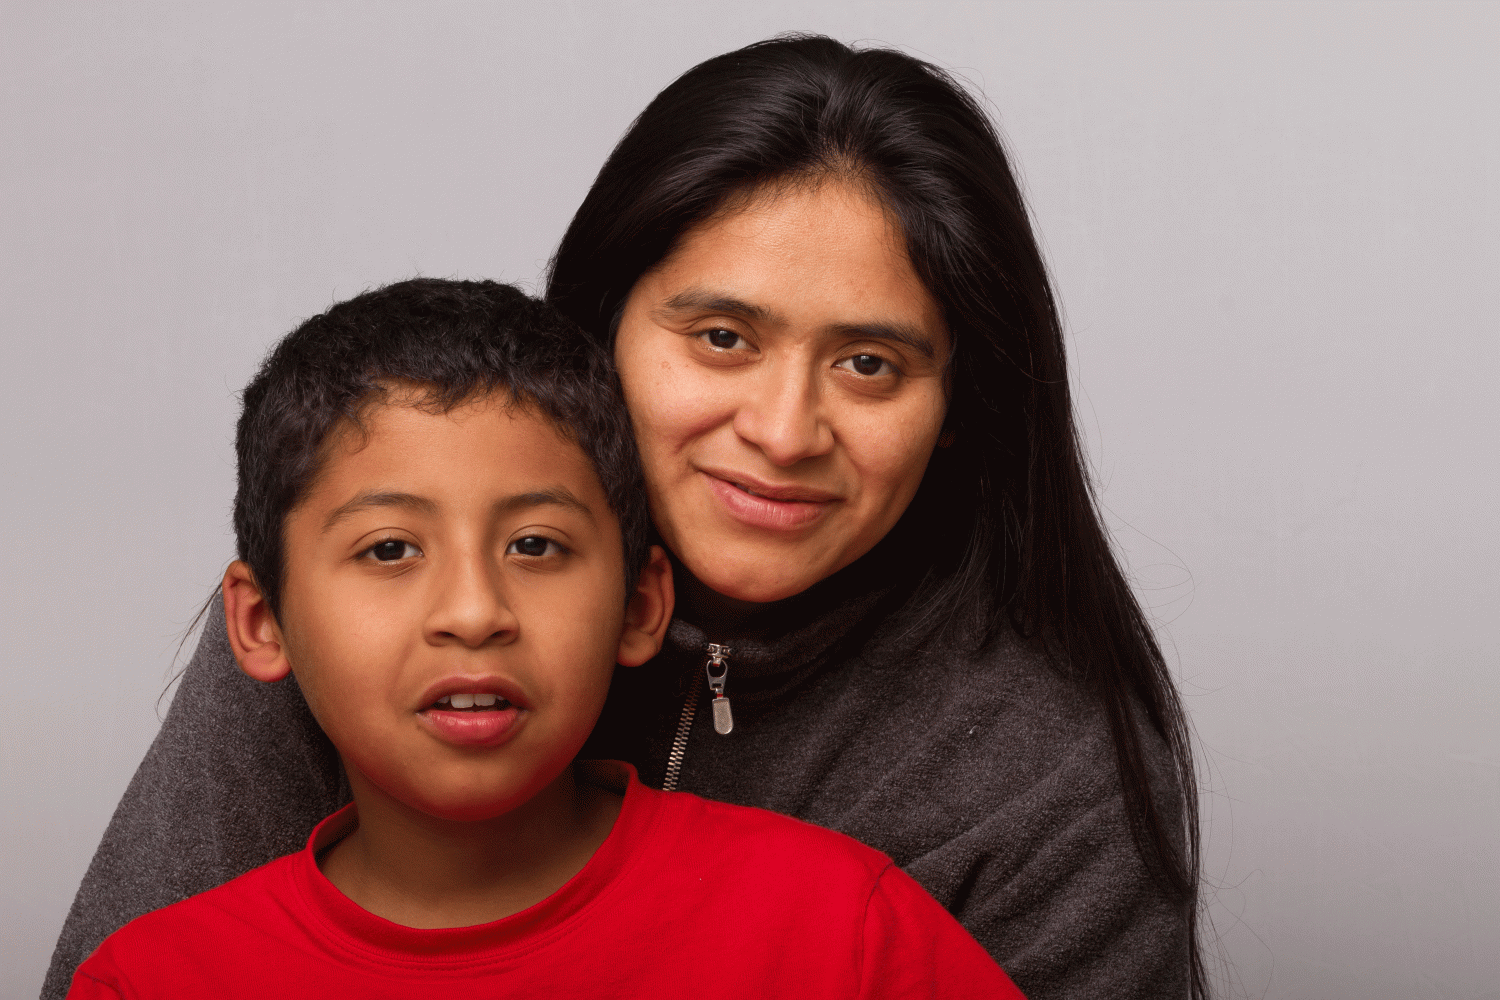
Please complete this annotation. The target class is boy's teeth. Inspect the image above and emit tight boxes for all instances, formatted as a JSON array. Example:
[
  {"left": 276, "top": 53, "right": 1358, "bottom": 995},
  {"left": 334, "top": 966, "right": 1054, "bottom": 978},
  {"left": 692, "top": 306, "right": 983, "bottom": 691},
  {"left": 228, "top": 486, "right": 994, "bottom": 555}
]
[{"left": 431, "top": 692, "right": 511, "bottom": 711}]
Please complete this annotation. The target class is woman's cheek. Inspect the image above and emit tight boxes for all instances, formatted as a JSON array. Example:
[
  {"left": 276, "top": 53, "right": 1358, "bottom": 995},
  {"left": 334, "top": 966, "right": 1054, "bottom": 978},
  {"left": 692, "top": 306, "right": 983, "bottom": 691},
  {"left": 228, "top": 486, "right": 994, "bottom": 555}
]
[
  {"left": 848, "top": 393, "right": 944, "bottom": 495},
  {"left": 627, "top": 354, "right": 734, "bottom": 456}
]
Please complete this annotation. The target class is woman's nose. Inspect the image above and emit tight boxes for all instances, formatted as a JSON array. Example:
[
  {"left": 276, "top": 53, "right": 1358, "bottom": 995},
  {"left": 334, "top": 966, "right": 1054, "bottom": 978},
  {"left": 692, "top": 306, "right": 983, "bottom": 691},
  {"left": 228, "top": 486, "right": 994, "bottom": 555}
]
[
  {"left": 424, "top": 551, "right": 517, "bottom": 648},
  {"left": 731, "top": 362, "right": 834, "bottom": 466}
]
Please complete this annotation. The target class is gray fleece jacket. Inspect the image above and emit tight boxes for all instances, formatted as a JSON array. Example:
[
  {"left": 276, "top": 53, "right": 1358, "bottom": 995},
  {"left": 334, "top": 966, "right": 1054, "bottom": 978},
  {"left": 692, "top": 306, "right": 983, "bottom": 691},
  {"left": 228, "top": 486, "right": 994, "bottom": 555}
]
[{"left": 43, "top": 567, "right": 1189, "bottom": 999}]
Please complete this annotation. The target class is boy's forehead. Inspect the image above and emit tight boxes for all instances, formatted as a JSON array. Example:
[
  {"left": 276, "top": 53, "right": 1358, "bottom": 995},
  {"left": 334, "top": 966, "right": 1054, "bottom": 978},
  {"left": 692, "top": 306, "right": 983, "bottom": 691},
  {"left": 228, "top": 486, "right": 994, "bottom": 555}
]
[{"left": 309, "top": 394, "right": 610, "bottom": 518}]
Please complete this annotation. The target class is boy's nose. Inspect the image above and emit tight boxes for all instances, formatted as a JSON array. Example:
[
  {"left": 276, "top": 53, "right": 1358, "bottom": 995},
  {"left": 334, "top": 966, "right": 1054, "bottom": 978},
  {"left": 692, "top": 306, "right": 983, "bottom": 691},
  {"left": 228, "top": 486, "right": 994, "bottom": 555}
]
[{"left": 424, "top": 555, "right": 516, "bottom": 647}]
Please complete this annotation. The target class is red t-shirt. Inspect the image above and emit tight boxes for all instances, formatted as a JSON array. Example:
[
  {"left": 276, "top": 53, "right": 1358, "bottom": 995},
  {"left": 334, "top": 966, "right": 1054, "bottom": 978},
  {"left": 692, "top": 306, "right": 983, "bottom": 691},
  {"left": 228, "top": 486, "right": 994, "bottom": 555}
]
[{"left": 70, "top": 763, "right": 1023, "bottom": 999}]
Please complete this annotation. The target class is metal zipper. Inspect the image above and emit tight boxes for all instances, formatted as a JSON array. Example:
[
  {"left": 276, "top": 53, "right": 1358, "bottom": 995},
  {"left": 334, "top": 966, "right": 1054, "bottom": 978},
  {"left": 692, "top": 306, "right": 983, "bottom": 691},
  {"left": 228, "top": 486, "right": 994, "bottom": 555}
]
[
  {"left": 704, "top": 643, "right": 734, "bottom": 735},
  {"left": 660, "top": 643, "right": 735, "bottom": 793}
]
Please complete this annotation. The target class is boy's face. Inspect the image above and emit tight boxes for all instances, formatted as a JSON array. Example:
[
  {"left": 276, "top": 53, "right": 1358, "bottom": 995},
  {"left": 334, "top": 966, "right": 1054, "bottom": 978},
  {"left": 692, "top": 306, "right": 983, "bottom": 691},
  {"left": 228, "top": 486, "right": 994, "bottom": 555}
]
[{"left": 250, "top": 393, "right": 653, "bottom": 822}]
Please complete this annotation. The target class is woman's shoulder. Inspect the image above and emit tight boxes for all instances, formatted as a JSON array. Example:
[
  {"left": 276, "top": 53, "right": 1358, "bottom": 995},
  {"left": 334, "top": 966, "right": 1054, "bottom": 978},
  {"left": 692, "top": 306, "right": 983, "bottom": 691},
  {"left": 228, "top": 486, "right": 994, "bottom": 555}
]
[
  {"left": 866, "top": 615, "right": 1177, "bottom": 797},
  {"left": 850, "top": 618, "right": 1191, "bottom": 999},
  {"left": 834, "top": 614, "right": 1182, "bottom": 905}
]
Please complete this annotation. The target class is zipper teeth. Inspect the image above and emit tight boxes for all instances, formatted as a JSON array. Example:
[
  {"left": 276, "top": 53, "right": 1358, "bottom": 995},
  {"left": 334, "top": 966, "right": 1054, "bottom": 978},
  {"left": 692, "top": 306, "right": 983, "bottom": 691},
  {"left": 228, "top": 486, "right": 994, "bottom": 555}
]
[{"left": 661, "top": 685, "right": 700, "bottom": 792}]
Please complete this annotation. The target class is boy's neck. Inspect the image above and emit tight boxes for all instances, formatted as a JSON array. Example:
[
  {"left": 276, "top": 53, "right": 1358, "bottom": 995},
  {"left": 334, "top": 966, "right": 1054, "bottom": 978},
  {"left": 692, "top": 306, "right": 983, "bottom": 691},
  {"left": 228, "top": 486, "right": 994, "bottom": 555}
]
[{"left": 319, "top": 761, "right": 622, "bottom": 929}]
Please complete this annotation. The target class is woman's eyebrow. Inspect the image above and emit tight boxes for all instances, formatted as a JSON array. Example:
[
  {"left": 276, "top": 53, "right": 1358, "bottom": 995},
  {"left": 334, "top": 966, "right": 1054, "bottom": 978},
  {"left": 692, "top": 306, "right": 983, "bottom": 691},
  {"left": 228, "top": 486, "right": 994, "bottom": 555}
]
[
  {"left": 661, "top": 289, "right": 939, "bottom": 360},
  {"left": 660, "top": 289, "right": 784, "bottom": 326},
  {"left": 826, "top": 321, "right": 938, "bottom": 361}
]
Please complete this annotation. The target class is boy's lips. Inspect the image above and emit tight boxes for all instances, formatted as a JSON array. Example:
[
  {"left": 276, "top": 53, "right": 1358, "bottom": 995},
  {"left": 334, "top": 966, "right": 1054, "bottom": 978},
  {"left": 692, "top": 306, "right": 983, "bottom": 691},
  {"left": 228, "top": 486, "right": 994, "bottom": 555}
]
[
  {"left": 417, "top": 676, "right": 529, "bottom": 748},
  {"left": 417, "top": 676, "right": 529, "bottom": 712}
]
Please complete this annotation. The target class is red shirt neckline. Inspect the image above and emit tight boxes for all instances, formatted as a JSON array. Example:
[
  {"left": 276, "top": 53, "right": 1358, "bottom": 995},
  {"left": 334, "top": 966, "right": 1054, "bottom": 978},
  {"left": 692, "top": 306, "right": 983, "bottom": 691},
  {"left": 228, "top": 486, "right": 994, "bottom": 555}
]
[{"left": 285, "top": 761, "right": 662, "bottom": 972}]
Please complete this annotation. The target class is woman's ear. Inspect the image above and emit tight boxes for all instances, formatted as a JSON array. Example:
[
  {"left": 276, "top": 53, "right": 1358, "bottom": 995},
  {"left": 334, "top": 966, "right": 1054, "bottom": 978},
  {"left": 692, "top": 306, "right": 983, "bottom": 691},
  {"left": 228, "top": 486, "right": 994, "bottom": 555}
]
[
  {"left": 617, "top": 545, "right": 674, "bottom": 667},
  {"left": 222, "top": 560, "right": 292, "bottom": 682}
]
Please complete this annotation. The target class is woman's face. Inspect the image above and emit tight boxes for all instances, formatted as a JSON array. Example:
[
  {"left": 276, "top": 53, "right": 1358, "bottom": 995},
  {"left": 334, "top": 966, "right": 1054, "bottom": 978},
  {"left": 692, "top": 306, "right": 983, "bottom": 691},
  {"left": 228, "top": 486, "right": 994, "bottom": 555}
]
[{"left": 614, "top": 178, "right": 951, "bottom": 604}]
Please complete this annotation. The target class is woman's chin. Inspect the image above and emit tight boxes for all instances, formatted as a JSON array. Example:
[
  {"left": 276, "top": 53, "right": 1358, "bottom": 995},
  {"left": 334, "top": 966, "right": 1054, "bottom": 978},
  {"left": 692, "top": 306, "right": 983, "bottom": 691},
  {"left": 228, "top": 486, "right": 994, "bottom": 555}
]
[
  {"left": 712, "top": 579, "right": 809, "bottom": 605},
  {"left": 683, "top": 551, "right": 847, "bottom": 607}
]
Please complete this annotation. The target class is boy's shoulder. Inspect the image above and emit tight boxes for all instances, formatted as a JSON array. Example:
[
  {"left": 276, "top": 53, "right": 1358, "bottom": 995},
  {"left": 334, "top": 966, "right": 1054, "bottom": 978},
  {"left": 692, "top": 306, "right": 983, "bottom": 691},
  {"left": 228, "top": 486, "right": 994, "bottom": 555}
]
[
  {"left": 655, "top": 783, "right": 892, "bottom": 870},
  {"left": 71, "top": 849, "right": 306, "bottom": 996},
  {"left": 598, "top": 761, "right": 901, "bottom": 910},
  {"left": 614, "top": 767, "right": 1022, "bottom": 998}
]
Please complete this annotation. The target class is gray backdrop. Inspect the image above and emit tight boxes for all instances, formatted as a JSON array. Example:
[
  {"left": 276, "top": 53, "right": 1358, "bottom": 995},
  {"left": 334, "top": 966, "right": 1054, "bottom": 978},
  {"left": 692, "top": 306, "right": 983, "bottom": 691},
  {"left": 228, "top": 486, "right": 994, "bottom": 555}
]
[{"left": 2, "top": 3, "right": 1496, "bottom": 998}]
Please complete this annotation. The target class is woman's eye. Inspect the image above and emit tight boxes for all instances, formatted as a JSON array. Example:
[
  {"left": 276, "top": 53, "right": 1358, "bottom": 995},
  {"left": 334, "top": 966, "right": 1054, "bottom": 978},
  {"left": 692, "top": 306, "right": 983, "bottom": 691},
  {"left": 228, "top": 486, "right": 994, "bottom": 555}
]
[
  {"left": 837, "top": 354, "right": 896, "bottom": 377},
  {"left": 508, "top": 536, "right": 562, "bottom": 558},
  {"left": 362, "top": 539, "right": 421, "bottom": 562},
  {"left": 699, "top": 328, "right": 748, "bottom": 351}
]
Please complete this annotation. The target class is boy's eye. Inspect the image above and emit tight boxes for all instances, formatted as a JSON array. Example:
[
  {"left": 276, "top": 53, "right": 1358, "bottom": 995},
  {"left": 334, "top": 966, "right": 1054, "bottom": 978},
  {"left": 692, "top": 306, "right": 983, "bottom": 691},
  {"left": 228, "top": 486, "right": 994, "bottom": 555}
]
[
  {"left": 508, "top": 536, "right": 562, "bottom": 558},
  {"left": 362, "top": 539, "right": 421, "bottom": 562},
  {"left": 836, "top": 353, "right": 896, "bottom": 377},
  {"left": 699, "top": 328, "right": 748, "bottom": 351}
]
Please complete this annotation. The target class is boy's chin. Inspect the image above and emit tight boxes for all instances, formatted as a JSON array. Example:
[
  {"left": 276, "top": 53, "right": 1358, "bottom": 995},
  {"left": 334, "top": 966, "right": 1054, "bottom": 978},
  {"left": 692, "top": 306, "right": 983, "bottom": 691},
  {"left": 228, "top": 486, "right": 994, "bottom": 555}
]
[{"left": 371, "top": 766, "right": 579, "bottom": 825}]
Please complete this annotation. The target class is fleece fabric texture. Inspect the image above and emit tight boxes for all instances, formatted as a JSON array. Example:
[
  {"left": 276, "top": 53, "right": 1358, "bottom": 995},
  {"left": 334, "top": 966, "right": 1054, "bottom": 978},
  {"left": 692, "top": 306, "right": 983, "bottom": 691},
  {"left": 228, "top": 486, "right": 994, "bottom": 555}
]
[
  {"left": 68, "top": 763, "right": 1022, "bottom": 1000},
  {"left": 43, "top": 561, "right": 1190, "bottom": 1000}
]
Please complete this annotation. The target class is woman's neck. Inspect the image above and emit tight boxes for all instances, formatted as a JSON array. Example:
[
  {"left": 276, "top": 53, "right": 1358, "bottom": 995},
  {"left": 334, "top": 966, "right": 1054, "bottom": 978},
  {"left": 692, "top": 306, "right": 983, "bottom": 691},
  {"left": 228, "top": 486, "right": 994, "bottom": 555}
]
[
  {"left": 669, "top": 539, "right": 904, "bottom": 641},
  {"left": 672, "top": 563, "right": 773, "bottom": 636}
]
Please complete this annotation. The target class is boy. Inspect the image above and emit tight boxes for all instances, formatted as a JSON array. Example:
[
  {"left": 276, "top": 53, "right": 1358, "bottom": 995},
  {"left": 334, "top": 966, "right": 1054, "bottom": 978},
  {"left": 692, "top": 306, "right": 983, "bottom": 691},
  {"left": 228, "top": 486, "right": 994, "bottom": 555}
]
[{"left": 68, "top": 279, "right": 1022, "bottom": 999}]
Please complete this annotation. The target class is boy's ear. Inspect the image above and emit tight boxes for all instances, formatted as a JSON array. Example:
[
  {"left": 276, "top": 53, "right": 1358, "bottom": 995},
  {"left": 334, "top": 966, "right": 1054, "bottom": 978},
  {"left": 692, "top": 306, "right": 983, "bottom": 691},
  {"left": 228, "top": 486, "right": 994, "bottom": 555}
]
[
  {"left": 222, "top": 560, "right": 292, "bottom": 683},
  {"left": 616, "top": 545, "right": 674, "bottom": 667}
]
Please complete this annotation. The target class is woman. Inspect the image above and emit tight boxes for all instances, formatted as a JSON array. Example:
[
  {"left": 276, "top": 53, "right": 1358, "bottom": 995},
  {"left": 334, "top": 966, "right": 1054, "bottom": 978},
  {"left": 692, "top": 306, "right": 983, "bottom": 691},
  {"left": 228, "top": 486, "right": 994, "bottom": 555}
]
[{"left": 45, "top": 36, "right": 1202, "bottom": 1000}]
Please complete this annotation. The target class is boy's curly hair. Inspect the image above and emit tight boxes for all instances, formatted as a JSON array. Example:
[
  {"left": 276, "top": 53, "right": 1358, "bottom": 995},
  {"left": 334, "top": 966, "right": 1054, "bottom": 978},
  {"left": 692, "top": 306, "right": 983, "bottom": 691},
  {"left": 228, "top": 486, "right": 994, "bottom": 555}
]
[{"left": 234, "top": 278, "right": 650, "bottom": 619}]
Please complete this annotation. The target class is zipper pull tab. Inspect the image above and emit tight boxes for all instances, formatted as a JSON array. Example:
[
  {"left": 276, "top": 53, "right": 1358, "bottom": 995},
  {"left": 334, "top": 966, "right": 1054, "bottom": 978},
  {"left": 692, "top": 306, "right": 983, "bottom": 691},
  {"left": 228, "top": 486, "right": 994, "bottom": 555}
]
[{"left": 704, "top": 643, "right": 734, "bottom": 735}]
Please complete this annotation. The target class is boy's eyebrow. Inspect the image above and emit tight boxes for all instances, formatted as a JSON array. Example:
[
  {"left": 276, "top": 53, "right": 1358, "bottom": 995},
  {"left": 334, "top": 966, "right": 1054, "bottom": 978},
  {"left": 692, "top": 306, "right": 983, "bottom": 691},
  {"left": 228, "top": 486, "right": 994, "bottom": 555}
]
[
  {"left": 322, "top": 491, "right": 438, "bottom": 532},
  {"left": 495, "top": 488, "right": 595, "bottom": 521},
  {"left": 658, "top": 288, "right": 937, "bottom": 361},
  {"left": 321, "top": 487, "right": 596, "bottom": 533}
]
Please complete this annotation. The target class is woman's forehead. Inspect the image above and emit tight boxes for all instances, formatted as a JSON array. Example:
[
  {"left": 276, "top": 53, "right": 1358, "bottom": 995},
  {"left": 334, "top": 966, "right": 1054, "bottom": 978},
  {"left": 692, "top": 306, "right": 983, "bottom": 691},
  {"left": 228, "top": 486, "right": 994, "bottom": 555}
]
[
  {"left": 691, "top": 174, "right": 904, "bottom": 256},
  {"left": 638, "top": 178, "right": 948, "bottom": 353}
]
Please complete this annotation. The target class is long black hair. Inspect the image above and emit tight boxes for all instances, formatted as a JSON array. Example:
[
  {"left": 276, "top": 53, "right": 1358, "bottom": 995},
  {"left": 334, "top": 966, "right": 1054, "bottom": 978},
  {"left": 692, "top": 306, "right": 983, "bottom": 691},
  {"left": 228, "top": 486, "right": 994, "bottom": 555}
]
[{"left": 546, "top": 34, "right": 1205, "bottom": 996}]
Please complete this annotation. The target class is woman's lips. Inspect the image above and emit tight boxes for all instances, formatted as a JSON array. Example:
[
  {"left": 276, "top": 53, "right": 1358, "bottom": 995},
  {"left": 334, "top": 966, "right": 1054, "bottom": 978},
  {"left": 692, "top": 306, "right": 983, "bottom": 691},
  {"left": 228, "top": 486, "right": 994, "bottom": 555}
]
[{"left": 705, "top": 473, "right": 837, "bottom": 531}]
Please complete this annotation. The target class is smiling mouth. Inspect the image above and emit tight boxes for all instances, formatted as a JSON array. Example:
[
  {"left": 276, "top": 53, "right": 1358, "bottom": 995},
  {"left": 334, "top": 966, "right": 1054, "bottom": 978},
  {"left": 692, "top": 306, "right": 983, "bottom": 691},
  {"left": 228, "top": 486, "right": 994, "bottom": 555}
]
[
  {"left": 705, "top": 474, "right": 837, "bottom": 531},
  {"left": 429, "top": 693, "right": 514, "bottom": 712},
  {"left": 732, "top": 481, "right": 800, "bottom": 501},
  {"left": 710, "top": 473, "right": 838, "bottom": 504}
]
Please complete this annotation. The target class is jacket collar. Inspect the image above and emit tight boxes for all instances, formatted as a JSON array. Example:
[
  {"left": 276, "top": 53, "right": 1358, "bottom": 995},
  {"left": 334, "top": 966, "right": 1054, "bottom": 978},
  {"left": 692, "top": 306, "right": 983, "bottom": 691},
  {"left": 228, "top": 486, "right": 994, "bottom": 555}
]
[{"left": 659, "top": 539, "right": 919, "bottom": 681}]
